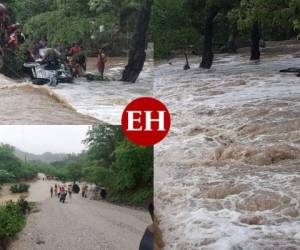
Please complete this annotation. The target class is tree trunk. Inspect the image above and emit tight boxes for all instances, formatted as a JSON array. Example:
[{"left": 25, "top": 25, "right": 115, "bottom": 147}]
[
  {"left": 226, "top": 34, "right": 238, "bottom": 53},
  {"left": 250, "top": 21, "right": 261, "bottom": 60},
  {"left": 122, "top": 0, "right": 153, "bottom": 83},
  {"left": 226, "top": 23, "right": 238, "bottom": 53},
  {"left": 200, "top": 8, "right": 219, "bottom": 69}
]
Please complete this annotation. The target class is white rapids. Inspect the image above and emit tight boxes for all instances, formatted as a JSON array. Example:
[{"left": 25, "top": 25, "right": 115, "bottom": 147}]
[
  {"left": 154, "top": 40, "right": 300, "bottom": 250},
  {"left": 53, "top": 57, "right": 153, "bottom": 125}
]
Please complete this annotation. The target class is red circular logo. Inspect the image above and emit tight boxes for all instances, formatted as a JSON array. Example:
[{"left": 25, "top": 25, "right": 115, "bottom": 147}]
[{"left": 121, "top": 97, "right": 171, "bottom": 146}]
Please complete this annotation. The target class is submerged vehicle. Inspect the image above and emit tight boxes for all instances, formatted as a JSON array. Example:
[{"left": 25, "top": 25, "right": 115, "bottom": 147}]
[{"left": 24, "top": 48, "right": 73, "bottom": 86}]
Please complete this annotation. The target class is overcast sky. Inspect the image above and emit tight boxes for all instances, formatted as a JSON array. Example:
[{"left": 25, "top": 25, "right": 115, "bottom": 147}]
[{"left": 0, "top": 126, "right": 91, "bottom": 154}]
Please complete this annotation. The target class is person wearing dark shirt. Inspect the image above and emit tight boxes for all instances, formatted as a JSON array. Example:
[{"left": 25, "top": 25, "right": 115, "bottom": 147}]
[{"left": 139, "top": 203, "right": 155, "bottom": 250}]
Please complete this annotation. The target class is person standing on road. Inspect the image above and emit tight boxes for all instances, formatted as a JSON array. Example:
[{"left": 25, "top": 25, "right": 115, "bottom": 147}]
[
  {"left": 68, "top": 184, "right": 72, "bottom": 199},
  {"left": 60, "top": 185, "right": 65, "bottom": 194},
  {"left": 54, "top": 184, "right": 58, "bottom": 196},
  {"left": 58, "top": 184, "right": 62, "bottom": 198},
  {"left": 50, "top": 186, "right": 53, "bottom": 198},
  {"left": 81, "top": 184, "right": 85, "bottom": 198},
  {"left": 139, "top": 203, "right": 164, "bottom": 250}
]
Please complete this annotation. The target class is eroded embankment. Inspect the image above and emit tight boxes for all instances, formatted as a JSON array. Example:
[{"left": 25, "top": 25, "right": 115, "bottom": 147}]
[
  {"left": 0, "top": 76, "right": 100, "bottom": 124},
  {"left": 155, "top": 41, "right": 300, "bottom": 250}
]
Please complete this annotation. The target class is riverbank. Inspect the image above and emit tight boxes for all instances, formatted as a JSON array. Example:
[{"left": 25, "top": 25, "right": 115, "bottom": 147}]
[{"left": 155, "top": 40, "right": 300, "bottom": 249}]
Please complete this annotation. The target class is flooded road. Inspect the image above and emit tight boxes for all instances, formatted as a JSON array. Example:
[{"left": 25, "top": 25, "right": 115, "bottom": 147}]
[
  {"left": 0, "top": 174, "right": 58, "bottom": 204},
  {"left": 155, "top": 41, "right": 300, "bottom": 249},
  {"left": 0, "top": 55, "right": 152, "bottom": 125},
  {"left": 2, "top": 174, "right": 150, "bottom": 250},
  {"left": 54, "top": 57, "right": 153, "bottom": 125}
]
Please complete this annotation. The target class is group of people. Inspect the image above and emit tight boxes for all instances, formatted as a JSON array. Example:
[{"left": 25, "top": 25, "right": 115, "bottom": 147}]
[
  {"left": 27, "top": 39, "right": 86, "bottom": 75},
  {"left": 27, "top": 38, "right": 107, "bottom": 79},
  {"left": 50, "top": 183, "right": 73, "bottom": 203},
  {"left": 0, "top": 3, "right": 108, "bottom": 80},
  {"left": 0, "top": 4, "right": 25, "bottom": 51},
  {"left": 50, "top": 183, "right": 94, "bottom": 203}
]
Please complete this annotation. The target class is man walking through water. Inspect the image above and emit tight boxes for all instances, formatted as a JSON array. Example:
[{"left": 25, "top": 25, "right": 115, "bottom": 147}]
[{"left": 97, "top": 49, "right": 107, "bottom": 80}]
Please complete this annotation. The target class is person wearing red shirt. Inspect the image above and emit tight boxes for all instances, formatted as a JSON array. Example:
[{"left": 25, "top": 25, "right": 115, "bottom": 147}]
[
  {"left": 97, "top": 49, "right": 107, "bottom": 80},
  {"left": 68, "top": 43, "right": 81, "bottom": 57}
]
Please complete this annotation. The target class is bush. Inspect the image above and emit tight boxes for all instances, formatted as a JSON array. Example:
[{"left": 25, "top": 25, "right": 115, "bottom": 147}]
[
  {"left": 0, "top": 201, "right": 26, "bottom": 238},
  {"left": 107, "top": 188, "right": 153, "bottom": 207},
  {"left": 17, "top": 198, "right": 31, "bottom": 215},
  {"left": 114, "top": 142, "right": 153, "bottom": 192},
  {"left": 0, "top": 201, "right": 26, "bottom": 249},
  {"left": 1, "top": 48, "right": 26, "bottom": 78},
  {"left": 0, "top": 170, "right": 15, "bottom": 184},
  {"left": 10, "top": 183, "right": 30, "bottom": 193}
]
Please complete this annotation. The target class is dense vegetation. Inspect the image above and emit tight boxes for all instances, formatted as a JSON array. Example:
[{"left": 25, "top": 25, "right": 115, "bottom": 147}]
[
  {"left": 44, "top": 125, "right": 154, "bottom": 206},
  {"left": 3, "top": 0, "right": 141, "bottom": 54},
  {"left": 10, "top": 183, "right": 30, "bottom": 193},
  {"left": 0, "top": 126, "right": 153, "bottom": 206},
  {"left": 0, "top": 144, "right": 38, "bottom": 185},
  {"left": 1, "top": 0, "right": 152, "bottom": 82},
  {"left": 0, "top": 199, "right": 31, "bottom": 250},
  {"left": 153, "top": 0, "right": 300, "bottom": 63}
]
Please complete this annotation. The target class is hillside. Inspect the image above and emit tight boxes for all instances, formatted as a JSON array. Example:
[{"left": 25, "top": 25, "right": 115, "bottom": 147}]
[{"left": 14, "top": 148, "right": 68, "bottom": 163}]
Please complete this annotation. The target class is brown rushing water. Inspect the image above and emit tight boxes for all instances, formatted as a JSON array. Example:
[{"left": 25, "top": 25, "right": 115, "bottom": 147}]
[
  {"left": 0, "top": 174, "right": 55, "bottom": 204},
  {"left": 0, "top": 54, "right": 153, "bottom": 125},
  {"left": 54, "top": 56, "right": 153, "bottom": 125},
  {"left": 0, "top": 81, "right": 100, "bottom": 125},
  {"left": 155, "top": 40, "right": 300, "bottom": 250}
]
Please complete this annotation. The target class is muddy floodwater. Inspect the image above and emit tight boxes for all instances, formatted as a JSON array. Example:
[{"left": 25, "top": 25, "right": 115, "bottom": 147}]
[
  {"left": 0, "top": 174, "right": 56, "bottom": 204},
  {"left": 0, "top": 56, "right": 152, "bottom": 125},
  {"left": 155, "top": 41, "right": 300, "bottom": 249},
  {"left": 54, "top": 56, "right": 153, "bottom": 125},
  {"left": 0, "top": 83, "right": 99, "bottom": 125}
]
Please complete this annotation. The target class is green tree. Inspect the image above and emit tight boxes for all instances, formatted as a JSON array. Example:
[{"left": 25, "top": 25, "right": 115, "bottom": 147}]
[
  {"left": 185, "top": 0, "right": 239, "bottom": 69},
  {"left": 121, "top": 0, "right": 153, "bottom": 83},
  {"left": 89, "top": 0, "right": 140, "bottom": 28},
  {"left": 114, "top": 142, "right": 153, "bottom": 192},
  {"left": 238, "top": 0, "right": 295, "bottom": 60},
  {"left": 153, "top": 0, "right": 200, "bottom": 58},
  {"left": 84, "top": 125, "right": 123, "bottom": 167}
]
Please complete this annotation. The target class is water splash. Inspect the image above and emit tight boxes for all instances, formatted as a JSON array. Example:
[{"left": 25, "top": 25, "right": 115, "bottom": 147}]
[
  {"left": 155, "top": 41, "right": 300, "bottom": 249},
  {"left": 53, "top": 57, "right": 154, "bottom": 125}
]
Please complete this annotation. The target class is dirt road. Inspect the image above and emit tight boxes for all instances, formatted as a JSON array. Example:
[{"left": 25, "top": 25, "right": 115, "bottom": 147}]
[{"left": 8, "top": 176, "right": 150, "bottom": 250}]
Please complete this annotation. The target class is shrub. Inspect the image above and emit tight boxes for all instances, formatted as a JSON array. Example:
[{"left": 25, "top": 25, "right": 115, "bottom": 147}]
[
  {"left": 17, "top": 198, "right": 31, "bottom": 215},
  {"left": 10, "top": 184, "right": 30, "bottom": 193},
  {"left": 0, "top": 201, "right": 26, "bottom": 238},
  {"left": 0, "top": 170, "right": 15, "bottom": 184}
]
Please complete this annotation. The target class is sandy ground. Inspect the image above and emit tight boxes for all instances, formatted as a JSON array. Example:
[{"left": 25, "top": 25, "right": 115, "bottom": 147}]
[{"left": 6, "top": 175, "right": 150, "bottom": 250}]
